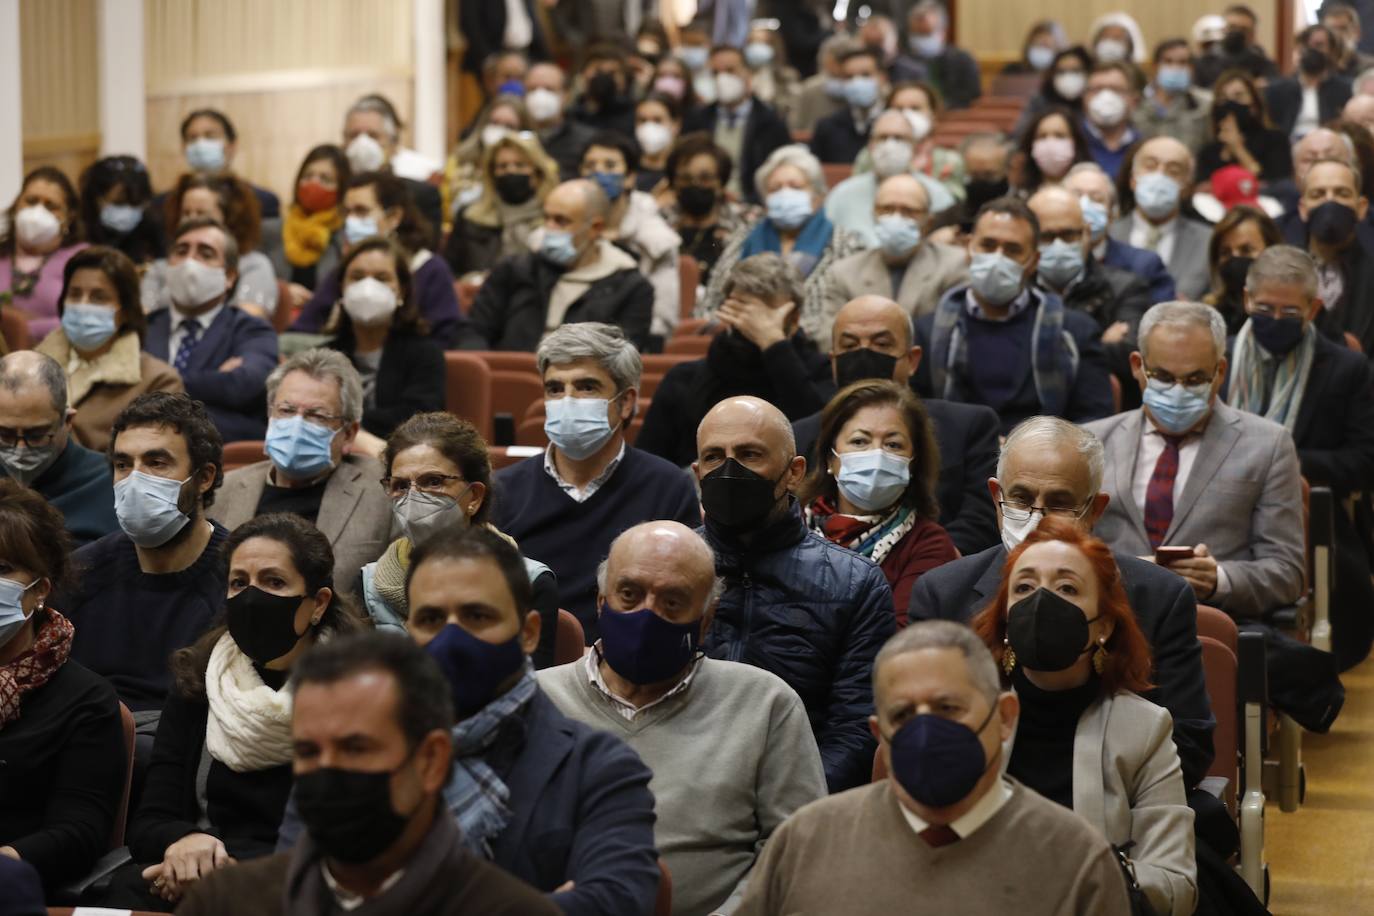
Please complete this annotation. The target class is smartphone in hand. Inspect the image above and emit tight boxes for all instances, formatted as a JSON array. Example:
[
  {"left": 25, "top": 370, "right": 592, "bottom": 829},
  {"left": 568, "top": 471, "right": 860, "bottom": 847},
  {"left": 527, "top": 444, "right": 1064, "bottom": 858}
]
[{"left": 1155, "top": 546, "right": 1194, "bottom": 566}]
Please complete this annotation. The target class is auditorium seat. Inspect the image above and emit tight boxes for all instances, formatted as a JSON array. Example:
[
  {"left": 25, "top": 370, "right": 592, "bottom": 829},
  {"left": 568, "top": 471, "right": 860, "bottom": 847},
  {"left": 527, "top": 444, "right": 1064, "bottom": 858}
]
[
  {"left": 221, "top": 440, "right": 266, "bottom": 472},
  {"left": 443, "top": 351, "right": 494, "bottom": 441},
  {"left": 679, "top": 255, "right": 700, "bottom": 319},
  {"left": 555, "top": 608, "right": 586, "bottom": 662}
]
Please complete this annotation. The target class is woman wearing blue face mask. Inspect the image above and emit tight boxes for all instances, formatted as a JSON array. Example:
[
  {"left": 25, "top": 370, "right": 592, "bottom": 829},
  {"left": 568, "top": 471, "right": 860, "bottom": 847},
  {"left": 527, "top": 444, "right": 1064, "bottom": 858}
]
[
  {"left": 35, "top": 246, "right": 183, "bottom": 452},
  {"left": 973, "top": 519, "right": 1198, "bottom": 916},
  {"left": 78, "top": 156, "right": 163, "bottom": 265},
  {"left": 0, "top": 479, "right": 125, "bottom": 893},
  {"left": 699, "top": 144, "right": 863, "bottom": 337},
  {"left": 801, "top": 380, "right": 956, "bottom": 623},
  {"left": 1132, "top": 40, "right": 1211, "bottom": 157},
  {"left": 359, "top": 411, "right": 559, "bottom": 669},
  {"left": 1001, "top": 21, "right": 1067, "bottom": 77},
  {"left": 744, "top": 27, "right": 801, "bottom": 123}
]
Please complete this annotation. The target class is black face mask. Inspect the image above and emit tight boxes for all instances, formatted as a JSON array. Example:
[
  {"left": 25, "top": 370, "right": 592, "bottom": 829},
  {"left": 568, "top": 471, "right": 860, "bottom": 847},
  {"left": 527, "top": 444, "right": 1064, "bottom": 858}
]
[
  {"left": 1307, "top": 200, "right": 1358, "bottom": 247},
  {"left": 1299, "top": 48, "right": 1329, "bottom": 77},
  {"left": 494, "top": 173, "right": 535, "bottom": 205},
  {"left": 1222, "top": 29, "right": 1248, "bottom": 54},
  {"left": 294, "top": 766, "right": 411, "bottom": 863},
  {"left": 834, "top": 347, "right": 899, "bottom": 388},
  {"left": 678, "top": 185, "right": 717, "bottom": 218},
  {"left": 1219, "top": 255, "right": 1253, "bottom": 296},
  {"left": 700, "top": 457, "right": 786, "bottom": 530},
  {"left": 1215, "top": 100, "right": 1257, "bottom": 133},
  {"left": 1250, "top": 313, "right": 1307, "bottom": 356},
  {"left": 1005, "top": 587, "right": 1097, "bottom": 672},
  {"left": 965, "top": 178, "right": 1010, "bottom": 214},
  {"left": 589, "top": 72, "right": 619, "bottom": 105},
  {"left": 226, "top": 586, "right": 309, "bottom": 666}
]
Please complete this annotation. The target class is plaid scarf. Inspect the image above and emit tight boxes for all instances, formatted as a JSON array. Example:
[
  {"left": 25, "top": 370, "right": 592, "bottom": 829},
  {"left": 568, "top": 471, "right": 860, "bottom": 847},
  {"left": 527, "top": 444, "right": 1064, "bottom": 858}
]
[
  {"left": 0, "top": 609, "right": 74, "bottom": 727},
  {"left": 927, "top": 285, "right": 1075, "bottom": 417},
  {"left": 805, "top": 497, "right": 920, "bottom": 566},
  {"left": 1227, "top": 320, "right": 1317, "bottom": 433},
  {"left": 443, "top": 661, "right": 537, "bottom": 858}
]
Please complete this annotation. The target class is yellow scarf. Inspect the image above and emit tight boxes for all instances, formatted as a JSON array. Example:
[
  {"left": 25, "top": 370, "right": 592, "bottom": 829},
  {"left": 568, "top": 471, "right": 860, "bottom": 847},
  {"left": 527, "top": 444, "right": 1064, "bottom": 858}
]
[{"left": 282, "top": 204, "right": 342, "bottom": 269}]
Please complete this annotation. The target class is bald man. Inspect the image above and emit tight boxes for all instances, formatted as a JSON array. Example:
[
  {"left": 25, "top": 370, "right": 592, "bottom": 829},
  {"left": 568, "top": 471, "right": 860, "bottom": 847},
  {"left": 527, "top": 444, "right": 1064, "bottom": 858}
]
[
  {"left": 1345, "top": 93, "right": 1374, "bottom": 135},
  {"left": 1275, "top": 127, "right": 1365, "bottom": 241},
  {"left": 460, "top": 179, "right": 654, "bottom": 351},
  {"left": 694, "top": 396, "right": 895, "bottom": 792},
  {"left": 540, "top": 521, "right": 827, "bottom": 916},
  {"left": 0, "top": 350, "right": 117, "bottom": 544},
  {"left": 819, "top": 174, "right": 969, "bottom": 342},
  {"left": 1107, "top": 136, "right": 1213, "bottom": 299},
  {"left": 791, "top": 296, "right": 999, "bottom": 554}
]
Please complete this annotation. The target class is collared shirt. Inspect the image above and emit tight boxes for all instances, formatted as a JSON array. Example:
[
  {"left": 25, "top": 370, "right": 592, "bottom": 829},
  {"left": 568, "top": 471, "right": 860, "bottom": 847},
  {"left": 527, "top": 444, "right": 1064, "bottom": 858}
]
[
  {"left": 898, "top": 776, "right": 1012, "bottom": 842},
  {"left": 321, "top": 863, "right": 405, "bottom": 911},
  {"left": 964, "top": 287, "right": 1032, "bottom": 322},
  {"left": 719, "top": 97, "right": 754, "bottom": 129},
  {"left": 584, "top": 643, "right": 701, "bottom": 721},
  {"left": 1128, "top": 210, "right": 1177, "bottom": 266},
  {"left": 1294, "top": 85, "right": 1320, "bottom": 140},
  {"left": 543, "top": 441, "right": 624, "bottom": 502},
  {"left": 167, "top": 302, "right": 224, "bottom": 362}
]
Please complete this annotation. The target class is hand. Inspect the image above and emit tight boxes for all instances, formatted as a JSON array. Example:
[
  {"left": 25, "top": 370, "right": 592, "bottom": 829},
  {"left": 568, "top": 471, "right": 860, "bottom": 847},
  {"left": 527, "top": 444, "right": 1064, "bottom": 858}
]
[
  {"left": 717, "top": 296, "right": 794, "bottom": 350},
  {"left": 287, "top": 283, "right": 312, "bottom": 309},
  {"left": 1169, "top": 544, "right": 1218, "bottom": 599},
  {"left": 143, "top": 833, "right": 234, "bottom": 902},
  {"left": 218, "top": 356, "right": 244, "bottom": 373},
  {"left": 0, "top": 846, "right": 18, "bottom": 860},
  {"left": 555, "top": 880, "right": 576, "bottom": 892},
  {"left": 1217, "top": 116, "right": 1244, "bottom": 154},
  {"left": 1102, "top": 321, "right": 1130, "bottom": 345},
  {"left": 235, "top": 302, "right": 270, "bottom": 321}
]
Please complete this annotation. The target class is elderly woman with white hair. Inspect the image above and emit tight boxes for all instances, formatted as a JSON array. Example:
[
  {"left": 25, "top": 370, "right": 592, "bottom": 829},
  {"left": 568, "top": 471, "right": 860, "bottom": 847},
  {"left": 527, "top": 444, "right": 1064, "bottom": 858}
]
[{"left": 698, "top": 144, "right": 863, "bottom": 339}]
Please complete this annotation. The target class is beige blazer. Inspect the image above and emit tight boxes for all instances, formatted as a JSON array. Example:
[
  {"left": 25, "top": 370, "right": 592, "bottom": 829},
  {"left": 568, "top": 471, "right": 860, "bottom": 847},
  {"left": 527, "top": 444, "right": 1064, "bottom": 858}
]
[
  {"left": 208, "top": 453, "right": 395, "bottom": 593},
  {"left": 817, "top": 243, "right": 968, "bottom": 345}
]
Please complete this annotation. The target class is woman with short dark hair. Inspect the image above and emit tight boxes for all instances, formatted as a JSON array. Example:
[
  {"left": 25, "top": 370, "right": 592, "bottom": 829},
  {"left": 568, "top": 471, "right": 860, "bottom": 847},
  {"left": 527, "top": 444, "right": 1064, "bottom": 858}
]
[{"left": 79, "top": 156, "right": 163, "bottom": 265}]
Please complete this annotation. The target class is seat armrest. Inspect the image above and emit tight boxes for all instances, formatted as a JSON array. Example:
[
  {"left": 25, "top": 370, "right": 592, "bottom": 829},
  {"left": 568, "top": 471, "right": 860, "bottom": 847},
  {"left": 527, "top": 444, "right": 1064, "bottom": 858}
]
[{"left": 50, "top": 846, "right": 133, "bottom": 905}]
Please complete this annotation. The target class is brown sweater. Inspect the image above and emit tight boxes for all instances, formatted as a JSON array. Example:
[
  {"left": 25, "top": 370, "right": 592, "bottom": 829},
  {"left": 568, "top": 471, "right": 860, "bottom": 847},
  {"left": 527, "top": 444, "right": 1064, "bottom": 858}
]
[{"left": 736, "top": 779, "right": 1133, "bottom": 916}]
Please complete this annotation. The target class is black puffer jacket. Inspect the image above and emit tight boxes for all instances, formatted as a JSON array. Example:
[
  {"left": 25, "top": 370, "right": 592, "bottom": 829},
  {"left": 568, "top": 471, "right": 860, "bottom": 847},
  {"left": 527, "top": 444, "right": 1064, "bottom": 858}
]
[{"left": 700, "top": 503, "right": 895, "bottom": 792}]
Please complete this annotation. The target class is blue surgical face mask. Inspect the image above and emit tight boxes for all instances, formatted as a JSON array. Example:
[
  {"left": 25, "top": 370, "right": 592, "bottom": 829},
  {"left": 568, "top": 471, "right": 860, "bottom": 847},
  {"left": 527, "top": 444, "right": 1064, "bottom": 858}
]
[
  {"left": 844, "top": 75, "right": 880, "bottom": 109},
  {"left": 834, "top": 448, "right": 911, "bottom": 513},
  {"left": 766, "top": 187, "right": 815, "bottom": 231},
  {"left": 0, "top": 438, "right": 59, "bottom": 486},
  {"left": 185, "top": 138, "right": 227, "bottom": 172},
  {"left": 1142, "top": 376, "right": 1213, "bottom": 434},
  {"left": 874, "top": 214, "right": 922, "bottom": 258},
  {"left": 100, "top": 203, "right": 143, "bottom": 234},
  {"left": 114, "top": 470, "right": 192, "bottom": 548},
  {"left": 265, "top": 415, "right": 338, "bottom": 481},
  {"left": 425, "top": 624, "right": 527, "bottom": 719},
  {"left": 1134, "top": 171, "right": 1181, "bottom": 221},
  {"left": 1037, "top": 239, "right": 1085, "bottom": 290},
  {"left": 540, "top": 229, "right": 581, "bottom": 267},
  {"left": 744, "top": 42, "right": 775, "bottom": 69},
  {"left": 968, "top": 251, "right": 1026, "bottom": 307},
  {"left": 679, "top": 46, "right": 709, "bottom": 72},
  {"left": 0, "top": 576, "right": 41, "bottom": 648},
  {"left": 344, "top": 215, "right": 379, "bottom": 246},
  {"left": 909, "top": 33, "right": 946, "bottom": 59},
  {"left": 545, "top": 394, "right": 621, "bottom": 460},
  {"left": 1156, "top": 65, "right": 1192, "bottom": 94},
  {"left": 589, "top": 170, "right": 626, "bottom": 202},
  {"left": 1027, "top": 45, "right": 1056, "bottom": 72},
  {"left": 598, "top": 605, "right": 700, "bottom": 685},
  {"left": 1079, "top": 196, "right": 1110, "bottom": 241},
  {"left": 886, "top": 703, "right": 998, "bottom": 808},
  {"left": 61, "top": 302, "right": 119, "bottom": 351}
]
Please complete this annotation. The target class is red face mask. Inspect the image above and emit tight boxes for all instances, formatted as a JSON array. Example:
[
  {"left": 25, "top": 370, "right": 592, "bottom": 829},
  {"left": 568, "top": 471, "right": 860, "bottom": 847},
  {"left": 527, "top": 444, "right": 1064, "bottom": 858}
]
[{"left": 297, "top": 180, "right": 338, "bottom": 213}]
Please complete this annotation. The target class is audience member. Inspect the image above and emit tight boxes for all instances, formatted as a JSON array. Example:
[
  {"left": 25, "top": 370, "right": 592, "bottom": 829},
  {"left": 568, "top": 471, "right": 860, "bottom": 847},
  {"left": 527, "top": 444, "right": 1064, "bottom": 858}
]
[
  {"left": 340, "top": 96, "right": 443, "bottom": 241},
  {"left": 261, "top": 144, "right": 350, "bottom": 304},
  {"left": 460, "top": 179, "right": 652, "bottom": 351},
  {"left": 1012, "top": 46, "right": 1092, "bottom": 139},
  {"left": 695, "top": 396, "right": 895, "bottom": 791},
  {"left": 1266, "top": 25, "right": 1354, "bottom": 139},
  {"left": 1343, "top": 90, "right": 1374, "bottom": 132},
  {"left": 1088, "top": 11, "right": 1147, "bottom": 65},
  {"left": 745, "top": 26, "right": 802, "bottom": 124},
  {"left": 105, "top": 515, "right": 362, "bottom": 909},
  {"left": 78, "top": 155, "right": 162, "bottom": 266},
  {"left": 1226, "top": 246, "right": 1374, "bottom": 669},
  {"left": 1324, "top": 2, "right": 1374, "bottom": 76},
  {"left": 1109, "top": 137, "right": 1212, "bottom": 300},
  {"left": 569, "top": 44, "right": 637, "bottom": 137},
  {"left": 1202, "top": 204, "right": 1282, "bottom": 334},
  {"left": 659, "top": 133, "right": 757, "bottom": 284},
  {"left": 1001, "top": 20, "right": 1066, "bottom": 76},
  {"left": 1017, "top": 106, "right": 1091, "bottom": 194},
  {"left": 810, "top": 47, "right": 891, "bottom": 164},
  {"left": 0, "top": 479, "right": 123, "bottom": 891},
  {"left": 1064, "top": 162, "right": 1178, "bottom": 303},
  {"left": 176, "top": 631, "right": 560, "bottom": 915},
  {"left": 821, "top": 174, "right": 967, "bottom": 338},
  {"left": 956, "top": 132, "right": 1013, "bottom": 224},
  {"left": 1295, "top": 159, "right": 1374, "bottom": 352},
  {"left": 475, "top": 49, "right": 531, "bottom": 108},
  {"left": 145, "top": 218, "right": 278, "bottom": 443},
  {"left": 801, "top": 380, "right": 957, "bottom": 620},
  {"left": 973, "top": 520, "right": 1197, "bottom": 916},
  {"left": 174, "top": 109, "right": 280, "bottom": 218},
  {"left": 859, "top": 14, "right": 904, "bottom": 79},
  {"left": 292, "top": 171, "right": 464, "bottom": 348},
  {"left": 884, "top": 82, "right": 966, "bottom": 198},
  {"left": 735, "top": 620, "right": 1132, "bottom": 915},
  {"left": 640, "top": 253, "right": 834, "bottom": 466},
  {"left": 209, "top": 349, "right": 394, "bottom": 589},
  {"left": 525, "top": 62, "right": 600, "bottom": 181},
  {"left": 1, "top": 166, "right": 87, "bottom": 340},
  {"left": 650, "top": 53, "right": 701, "bottom": 114},
  {"left": 1134, "top": 39, "right": 1212, "bottom": 155},
  {"left": 458, "top": 0, "right": 548, "bottom": 90},
  {"left": 541, "top": 520, "right": 827, "bottom": 916},
  {"left": 1194, "top": 4, "right": 1280, "bottom": 87},
  {"left": 0, "top": 351, "right": 117, "bottom": 545},
  {"left": 913, "top": 197, "right": 1113, "bottom": 433},
  {"left": 445, "top": 94, "right": 533, "bottom": 217},
  {"left": 495, "top": 323, "right": 698, "bottom": 634},
  {"left": 790, "top": 34, "right": 858, "bottom": 131},
  {"left": 897, "top": 1, "right": 982, "bottom": 109},
  {"left": 35, "top": 245, "right": 183, "bottom": 452},
  {"left": 1198, "top": 70, "right": 1294, "bottom": 185},
  {"left": 909, "top": 416, "right": 1216, "bottom": 788},
  {"left": 1081, "top": 61, "right": 1142, "bottom": 177},
  {"left": 632, "top": 93, "right": 682, "bottom": 193},
  {"left": 682, "top": 44, "right": 793, "bottom": 203}
]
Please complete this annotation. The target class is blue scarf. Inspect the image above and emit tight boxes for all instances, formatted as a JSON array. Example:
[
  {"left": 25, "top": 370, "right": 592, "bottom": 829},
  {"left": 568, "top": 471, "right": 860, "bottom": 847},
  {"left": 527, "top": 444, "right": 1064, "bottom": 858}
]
[
  {"left": 442, "top": 661, "right": 537, "bottom": 858},
  {"left": 738, "top": 210, "right": 834, "bottom": 278}
]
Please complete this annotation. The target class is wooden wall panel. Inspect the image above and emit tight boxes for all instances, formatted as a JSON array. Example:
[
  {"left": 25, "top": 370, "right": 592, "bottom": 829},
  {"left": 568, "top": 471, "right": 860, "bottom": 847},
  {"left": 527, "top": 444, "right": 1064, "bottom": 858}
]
[{"left": 19, "top": 0, "right": 99, "bottom": 183}]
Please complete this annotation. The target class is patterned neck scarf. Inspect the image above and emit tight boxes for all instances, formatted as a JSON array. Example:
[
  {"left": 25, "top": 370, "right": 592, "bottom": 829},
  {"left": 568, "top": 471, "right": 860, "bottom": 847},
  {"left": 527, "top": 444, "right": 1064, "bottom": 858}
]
[
  {"left": 806, "top": 496, "right": 920, "bottom": 566},
  {"left": 0, "top": 609, "right": 74, "bottom": 727}
]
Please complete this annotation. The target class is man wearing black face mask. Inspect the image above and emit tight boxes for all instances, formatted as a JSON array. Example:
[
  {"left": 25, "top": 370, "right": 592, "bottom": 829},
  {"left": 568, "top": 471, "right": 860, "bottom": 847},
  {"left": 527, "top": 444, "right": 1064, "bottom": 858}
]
[
  {"left": 956, "top": 133, "right": 1011, "bottom": 235},
  {"left": 694, "top": 396, "right": 895, "bottom": 793},
  {"left": 1194, "top": 5, "right": 1279, "bottom": 87},
  {"left": 176, "top": 632, "right": 559, "bottom": 915},
  {"left": 569, "top": 45, "right": 636, "bottom": 136},
  {"left": 791, "top": 295, "right": 1000, "bottom": 555},
  {"left": 1225, "top": 245, "right": 1374, "bottom": 670},
  {"left": 1298, "top": 158, "right": 1374, "bottom": 351},
  {"left": 1264, "top": 24, "right": 1353, "bottom": 140},
  {"left": 661, "top": 134, "right": 752, "bottom": 284}
]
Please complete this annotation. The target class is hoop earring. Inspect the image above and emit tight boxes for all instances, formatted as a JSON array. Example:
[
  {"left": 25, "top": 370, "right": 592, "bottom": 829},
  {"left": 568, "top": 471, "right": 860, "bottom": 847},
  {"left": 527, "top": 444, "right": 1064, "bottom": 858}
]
[{"left": 1002, "top": 641, "right": 1017, "bottom": 675}]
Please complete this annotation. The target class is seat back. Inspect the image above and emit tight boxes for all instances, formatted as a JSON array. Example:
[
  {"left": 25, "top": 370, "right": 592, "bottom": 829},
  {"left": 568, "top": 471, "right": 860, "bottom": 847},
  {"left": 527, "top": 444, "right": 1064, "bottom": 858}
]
[
  {"left": 655, "top": 858, "right": 673, "bottom": 916},
  {"left": 1199, "top": 635, "right": 1239, "bottom": 813},
  {"left": 872, "top": 745, "right": 889, "bottom": 782},
  {"left": 443, "top": 352, "right": 494, "bottom": 441},
  {"left": 1196, "top": 604, "right": 1238, "bottom": 655},
  {"left": 272, "top": 279, "right": 294, "bottom": 333},
  {"left": 554, "top": 609, "right": 585, "bottom": 664},
  {"left": 679, "top": 255, "right": 700, "bottom": 319},
  {"left": 665, "top": 335, "right": 711, "bottom": 356},
  {"left": 490, "top": 370, "right": 546, "bottom": 446},
  {"left": 112, "top": 702, "right": 136, "bottom": 849},
  {"left": 221, "top": 440, "right": 266, "bottom": 472},
  {"left": 0, "top": 310, "right": 30, "bottom": 352}
]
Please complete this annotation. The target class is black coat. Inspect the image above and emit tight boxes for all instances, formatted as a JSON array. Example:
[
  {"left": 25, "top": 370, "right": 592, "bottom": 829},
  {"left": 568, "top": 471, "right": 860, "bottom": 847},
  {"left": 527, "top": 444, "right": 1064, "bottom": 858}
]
[
  {"left": 1264, "top": 76, "right": 1353, "bottom": 137},
  {"left": 541, "top": 119, "right": 600, "bottom": 182},
  {"left": 458, "top": 0, "right": 549, "bottom": 73},
  {"left": 793, "top": 396, "right": 1000, "bottom": 556},
  {"left": 459, "top": 251, "right": 653, "bottom": 352},
  {"left": 683, "top": 98, "right": 793, "bottom": 204},
  {"left": 808, "top": 108, "right": 869, "bottom": 165},
  {"left": 401, "top": 176, "right": 444, "bottom": 250},
  {"left": 1315, "top": 231, "right": 1374, "bottom": 354},
  {"left": 1057, "top": 258, "right": 1153, "bottom": 409},
  {"left": 909, "top": 545, "right": 1217, "bottom": 788},
  {"left": 330, "top": 328, "right": 446, "bottom": 439}
]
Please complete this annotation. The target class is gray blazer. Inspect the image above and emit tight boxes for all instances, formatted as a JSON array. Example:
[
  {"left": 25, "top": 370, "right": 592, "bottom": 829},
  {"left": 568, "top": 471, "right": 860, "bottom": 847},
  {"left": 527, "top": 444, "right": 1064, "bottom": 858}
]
[
  {"left": 1084, "top": 401, "right": 1305, "bottom": 618},
  {"left": 817, "top": 243, "right": 969, "bottom": 343},
  {"left": 1107, "top": 215, "right": 1212, "bottom": 301},
  {"left": 208, "top": 453, "right": 395, "bottom": 592}
]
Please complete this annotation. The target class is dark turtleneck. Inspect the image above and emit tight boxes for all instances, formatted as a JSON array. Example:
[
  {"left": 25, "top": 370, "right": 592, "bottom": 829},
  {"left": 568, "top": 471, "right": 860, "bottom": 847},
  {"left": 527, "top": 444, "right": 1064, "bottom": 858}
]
[{"left": 1005, "top": 665, "right": 1101, "bottom": 810}]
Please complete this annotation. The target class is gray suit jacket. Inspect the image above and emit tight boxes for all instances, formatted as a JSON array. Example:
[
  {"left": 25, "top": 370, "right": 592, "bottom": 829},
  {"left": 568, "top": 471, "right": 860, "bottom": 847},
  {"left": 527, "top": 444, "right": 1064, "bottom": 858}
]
[
  {"left": 1084, "top": 401, "right": 1305, "bottom": 618},
  {"left": 818, "top": 243, "right": 968, "bottom": 343},
  {"left": 1107, "top": 215, "right": 1212, "bottom": 301},
  {"left": 208, "top": 453, "right": 394, "bottom": 592}
]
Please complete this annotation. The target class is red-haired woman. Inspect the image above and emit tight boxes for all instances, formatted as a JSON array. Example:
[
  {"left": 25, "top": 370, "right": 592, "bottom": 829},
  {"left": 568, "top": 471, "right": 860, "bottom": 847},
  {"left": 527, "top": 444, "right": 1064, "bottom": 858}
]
[{"left": 973, "top": 517, "right": 1196, "bottom": 916}]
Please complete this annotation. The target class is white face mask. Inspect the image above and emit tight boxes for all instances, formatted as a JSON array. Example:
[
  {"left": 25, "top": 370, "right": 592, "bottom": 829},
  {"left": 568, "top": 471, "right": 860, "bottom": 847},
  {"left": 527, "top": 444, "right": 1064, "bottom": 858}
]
[
  {"left": 345, "top": 134, "right": 386, "bottom": 173},
  {"left": 15, "top": 205, "right": 61, "bottom": 248},
  {"left": 1087, "top": 89, "right": 1128, "bottom": 127},
  {"left": 1000, "top": 509, "right": 1042, "bottom": 552},
  {"left": 166, "top": 258, "right": 228, "bottom": 310},
  {"left": 900, "top": 109, "right": 933, "bottom": 141},
  {"left": 342, "top": 277, "right": 399, "bottom": 326},
  {"left": 525, "top": 88, "right": 563, "bottom": 122},
  {"left": 635, "top": 121, "right": 673, "bottom": 156},
  {"left": 871, "top": 138, "right": 915, "bottom": 179},
  {"left": 715, "top": 72, "right": 747, "bottom": 106},
  {"left": 1053, "top": 71, "right": 1086, "bottom": 101}
]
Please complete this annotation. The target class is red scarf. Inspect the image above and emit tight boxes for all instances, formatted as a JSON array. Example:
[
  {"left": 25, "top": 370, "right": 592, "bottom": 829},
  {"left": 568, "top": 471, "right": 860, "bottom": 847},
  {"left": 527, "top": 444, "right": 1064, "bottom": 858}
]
[
  {"left": 0, "top": 609, "right": 74, "bottom": 727},
  {"left": 811, "top": 496, "right": 878, "bottom": 545}
]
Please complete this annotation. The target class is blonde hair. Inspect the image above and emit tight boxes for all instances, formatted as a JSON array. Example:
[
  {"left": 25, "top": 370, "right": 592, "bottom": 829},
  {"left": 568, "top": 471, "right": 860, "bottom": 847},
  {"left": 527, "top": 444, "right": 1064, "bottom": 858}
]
[{"left": 464, "top": 131, "right": 561, "bottom": 228}]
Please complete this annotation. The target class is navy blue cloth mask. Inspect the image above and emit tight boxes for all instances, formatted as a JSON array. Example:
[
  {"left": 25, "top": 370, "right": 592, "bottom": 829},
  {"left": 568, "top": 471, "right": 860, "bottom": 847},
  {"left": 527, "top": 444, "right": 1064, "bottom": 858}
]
[
  {"left": 598, "top": 605, "right": 700, "bottom": 684},
  {"left": 424, "top": 624, "right": 526, "bottom": 719},
  {"left": 887, "top": 703, "right": 999, "bottom": 808}
]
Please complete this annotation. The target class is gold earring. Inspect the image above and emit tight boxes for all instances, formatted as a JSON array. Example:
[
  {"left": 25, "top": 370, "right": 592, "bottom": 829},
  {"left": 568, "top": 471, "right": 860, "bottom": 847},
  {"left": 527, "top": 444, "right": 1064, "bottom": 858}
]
[
  {"left": 1002, "top": 641, "right": 1017, "bottom": 675},
  {"left": 1093, "top": 642, "right": 1108, "bottom": 675}
]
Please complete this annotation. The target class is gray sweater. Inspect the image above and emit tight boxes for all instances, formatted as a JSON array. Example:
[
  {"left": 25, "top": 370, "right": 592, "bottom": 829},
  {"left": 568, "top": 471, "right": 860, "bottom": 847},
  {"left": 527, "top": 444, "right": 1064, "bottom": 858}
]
[{"left": 539, "top": 656, "right": 827, "bottom": 916}]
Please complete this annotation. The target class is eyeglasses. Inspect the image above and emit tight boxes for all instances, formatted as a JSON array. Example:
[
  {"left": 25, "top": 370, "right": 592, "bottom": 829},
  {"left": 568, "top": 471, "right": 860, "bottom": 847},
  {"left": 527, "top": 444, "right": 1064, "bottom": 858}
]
[
  {"left": 998, "top": 500, "right": 1092, "bottom": 523},
  {"left": 0, "top": 424, "right": 59, "bottom": 448},
  {"left": 1142, "top": 365, "right": 1216, "bottom": 389},
  {"left": 380, "top": 473, "right": 465, "bottom": 498},
  {"left": 1248, "top": 302, "right": 1308, "bottom": 321},
  {"left": 269, "top": 403, "right": 345, "bottom": 426}
]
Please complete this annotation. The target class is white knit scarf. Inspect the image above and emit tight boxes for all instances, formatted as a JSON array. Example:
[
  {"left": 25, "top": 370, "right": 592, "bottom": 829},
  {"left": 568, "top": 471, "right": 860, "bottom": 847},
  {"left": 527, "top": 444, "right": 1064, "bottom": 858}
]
[{"left": 205, "top": 632, "right": 294, "bottom": 773}]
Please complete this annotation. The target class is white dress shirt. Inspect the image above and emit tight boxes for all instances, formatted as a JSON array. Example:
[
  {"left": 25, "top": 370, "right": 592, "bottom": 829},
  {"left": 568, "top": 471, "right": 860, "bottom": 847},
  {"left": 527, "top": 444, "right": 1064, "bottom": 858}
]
[
  {"left": 502, "top": 0, "right": 532, "bottom": 49},
  {"left": 1128, "top": 210, "right": 1177, "bottom": 266},
  {"left": 584, "top": 644, "right": 701, "bottom": 721},
  {"left": 167, "top": 303, "right": 224, "bottom": 363},
  {"left": 1294, "top": 85, "right": 1320, "bottom": 140},
  {"left": 898, "top": 776, "right": 1012, "bottom": 841},
  {"left": 543, "top": 441, "right": 625, "bottom": 502}
]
